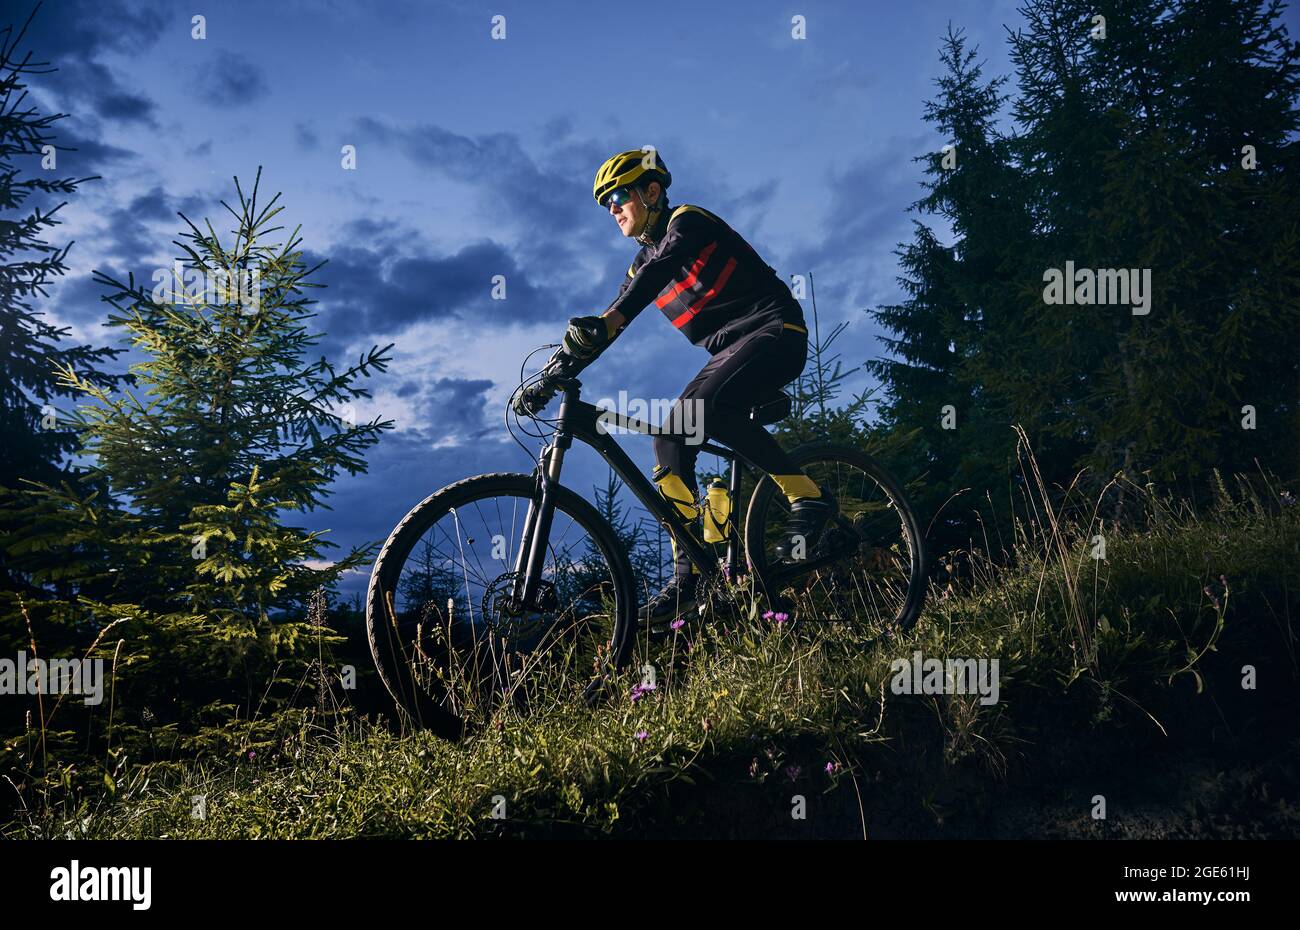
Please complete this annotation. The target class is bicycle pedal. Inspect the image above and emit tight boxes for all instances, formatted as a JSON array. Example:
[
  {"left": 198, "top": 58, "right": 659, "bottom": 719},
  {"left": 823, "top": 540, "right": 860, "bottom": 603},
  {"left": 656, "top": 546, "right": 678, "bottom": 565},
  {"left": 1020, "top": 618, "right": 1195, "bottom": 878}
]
[
  {"left": 647, "top": 612, "right": 699, "bottom": 638},
  {"left": 646, "top": 621, "right": 676, "bottom": 641}
]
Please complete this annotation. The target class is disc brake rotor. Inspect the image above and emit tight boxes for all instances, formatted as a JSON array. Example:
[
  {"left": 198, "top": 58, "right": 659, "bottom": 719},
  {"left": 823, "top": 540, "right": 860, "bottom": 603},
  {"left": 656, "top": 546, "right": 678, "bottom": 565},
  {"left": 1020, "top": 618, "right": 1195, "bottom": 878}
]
[{"left": 481, "top": 571, "right": 557, "bottom": 641}]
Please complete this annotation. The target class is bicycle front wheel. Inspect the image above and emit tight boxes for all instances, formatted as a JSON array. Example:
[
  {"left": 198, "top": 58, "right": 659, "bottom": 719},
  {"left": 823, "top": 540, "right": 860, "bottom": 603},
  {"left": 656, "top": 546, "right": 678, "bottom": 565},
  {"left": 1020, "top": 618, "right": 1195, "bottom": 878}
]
[
  {"left": 366, "top": 472, "right": 636, "bottom": 737},
  {"left": 745, "top": 442, "right": 927, "bottom": 634}
]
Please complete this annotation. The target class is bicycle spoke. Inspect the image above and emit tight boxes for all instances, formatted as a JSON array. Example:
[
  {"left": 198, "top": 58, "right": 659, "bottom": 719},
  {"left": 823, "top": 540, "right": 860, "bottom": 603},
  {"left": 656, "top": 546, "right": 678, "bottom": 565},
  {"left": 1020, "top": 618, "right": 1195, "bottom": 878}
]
[
  {"left": 750, "top": 448, "right": 922, "bottom": 632},
  {"left": 375, "top": 480, "right": 626, "bottom": 732}
]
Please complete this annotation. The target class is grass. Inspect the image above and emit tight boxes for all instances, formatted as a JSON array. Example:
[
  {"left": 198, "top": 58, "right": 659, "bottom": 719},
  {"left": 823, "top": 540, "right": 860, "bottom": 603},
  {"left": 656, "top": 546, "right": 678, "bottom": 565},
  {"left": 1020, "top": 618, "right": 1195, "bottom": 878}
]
[{"left": 5, "top": 462, "right": 1298, "bottom": 839}]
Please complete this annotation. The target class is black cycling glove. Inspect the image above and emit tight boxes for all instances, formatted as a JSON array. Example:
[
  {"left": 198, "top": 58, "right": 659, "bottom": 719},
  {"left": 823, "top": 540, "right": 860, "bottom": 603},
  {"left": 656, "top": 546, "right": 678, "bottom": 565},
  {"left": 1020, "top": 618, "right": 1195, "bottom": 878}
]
[
  {"left": 562, "top": 315, "right": 616, "bottom": 361},
  {"left": 513, "top": 349, "right": 582, "bottom": 415}
]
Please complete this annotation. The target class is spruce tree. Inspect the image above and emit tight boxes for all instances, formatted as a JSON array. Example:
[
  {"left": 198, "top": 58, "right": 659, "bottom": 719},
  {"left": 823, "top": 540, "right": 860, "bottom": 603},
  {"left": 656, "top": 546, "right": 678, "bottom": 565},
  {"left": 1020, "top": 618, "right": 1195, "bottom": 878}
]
[
  {"left": 0, "top": 8, "right": 126, "bottom": 591},
  {"left": 2, "top": 171, "right": 394, "bottom": 767},
  {"left": 1003, "top": 0, "right": 1300, "bottom": 493},
  {"left": 870, "top": 2, "right": 1299, "bottom": 551},
  {"left": 868, "top": 27, "right": 1032, "bottom": 545}
]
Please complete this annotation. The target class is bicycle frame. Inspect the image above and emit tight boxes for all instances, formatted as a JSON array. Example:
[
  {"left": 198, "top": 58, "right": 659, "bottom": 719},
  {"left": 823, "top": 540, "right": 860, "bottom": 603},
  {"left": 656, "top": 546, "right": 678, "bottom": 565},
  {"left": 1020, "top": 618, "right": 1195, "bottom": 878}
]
[{"left": 510, "top": 375, "right": 754, "bottom": 610}]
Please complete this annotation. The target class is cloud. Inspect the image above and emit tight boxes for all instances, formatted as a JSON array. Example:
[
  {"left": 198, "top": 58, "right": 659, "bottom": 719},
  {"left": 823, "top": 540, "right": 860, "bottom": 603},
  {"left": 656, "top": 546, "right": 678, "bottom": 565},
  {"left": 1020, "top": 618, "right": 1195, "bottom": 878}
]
[
  {"left": 539, "top": 114, "right": 575, "bottom": 145},
  {"left": 424, "top": 376, "right": 496, "bottom": 441},
  {"left": 350, "top": 117, "right": 613, "bottom": 271},
  {"left": 707, "top": 179, "right": 782, "bottom": 250},
  {"left": 44, "top": 267, "right": 115, "bottom": 333},
  {"left": 50, "top": 127, "right": 137, "bottom": 177},
  {"left": 192, "top": 51, "right": 268, "bottom": 108},
  {"left": 63, "top": 61, "right": 157, "bottom": 125},
  {"left": 121, "top": 185, "right": 187, "bottom": 222},
  {"left": 86, "top": 185, "right": 210, "bottom": 268},
  {"left": 783, "top": 140, "right": 928, "bottom": 313},
  {"left": 12, "top": 0, "right": 166, "bottom": 126},
  {"left": 43, "top": 185, "right": 216, "bottom": 335},
  {"left": 295, "top": 122, "right": 319, "bottom": 149},
  {"left": 305, "top": 237, "right": 561, "bottom": 357}
]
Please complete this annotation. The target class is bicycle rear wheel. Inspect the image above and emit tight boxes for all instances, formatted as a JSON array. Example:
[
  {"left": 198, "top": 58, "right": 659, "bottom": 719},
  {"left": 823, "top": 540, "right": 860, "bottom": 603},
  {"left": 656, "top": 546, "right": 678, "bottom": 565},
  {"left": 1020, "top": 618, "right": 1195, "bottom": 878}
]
[
  {"left": 366, "top": 472, "right": 636, "bottom": 737},
  {"left": 744, "top": 442, "right": 926, "bottom": 634}
]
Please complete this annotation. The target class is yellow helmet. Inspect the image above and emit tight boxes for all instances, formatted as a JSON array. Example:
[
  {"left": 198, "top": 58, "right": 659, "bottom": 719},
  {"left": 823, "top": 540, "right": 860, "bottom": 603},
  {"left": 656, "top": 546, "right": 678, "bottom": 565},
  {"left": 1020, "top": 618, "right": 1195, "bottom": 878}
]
[{"left": 593, "top": 148, "right": 672, "bottom": 206}]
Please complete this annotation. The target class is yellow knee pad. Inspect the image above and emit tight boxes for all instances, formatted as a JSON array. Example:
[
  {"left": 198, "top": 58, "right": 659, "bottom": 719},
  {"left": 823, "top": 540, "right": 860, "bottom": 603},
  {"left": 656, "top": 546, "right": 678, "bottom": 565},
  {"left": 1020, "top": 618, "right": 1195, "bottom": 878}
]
[
  {"left": 654, "top": 465, "right": 701, "bottom": 575},
  {"left": 772, "top": 473, "right": 822, "bottom": 502},
  {"left": 653, "top": 465, "right": 699, "bottom": 520}
]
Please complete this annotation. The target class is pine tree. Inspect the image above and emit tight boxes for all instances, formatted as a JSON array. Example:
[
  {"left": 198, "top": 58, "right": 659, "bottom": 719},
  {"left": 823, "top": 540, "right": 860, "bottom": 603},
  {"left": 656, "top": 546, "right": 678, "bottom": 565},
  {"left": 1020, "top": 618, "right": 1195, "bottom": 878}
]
[
  {"left": 995, "top": 0, "right": 1300, "bottom": 498},
  {"left": 867, "top": 27, "right": 1031, "bottom": 545},
  {"left": 0, "top": 8, "right": 126, "bottom": 590},
  {"left": 870, "top": 3, "right": 1300, "bottom": 551},
  {"left": 1, "top": 170, "right": 394, "bottom": 765}
]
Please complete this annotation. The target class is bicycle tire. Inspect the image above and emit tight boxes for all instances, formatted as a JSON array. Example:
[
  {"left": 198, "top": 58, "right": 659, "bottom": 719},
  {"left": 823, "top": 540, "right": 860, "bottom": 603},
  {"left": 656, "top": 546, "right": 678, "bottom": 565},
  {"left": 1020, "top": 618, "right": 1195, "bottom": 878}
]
[
  {"left": 365, "top": 472, "right": 637, "bottom": 737},
  {"left": 744, "top": 441, "right": 927, "bottom": 633}
]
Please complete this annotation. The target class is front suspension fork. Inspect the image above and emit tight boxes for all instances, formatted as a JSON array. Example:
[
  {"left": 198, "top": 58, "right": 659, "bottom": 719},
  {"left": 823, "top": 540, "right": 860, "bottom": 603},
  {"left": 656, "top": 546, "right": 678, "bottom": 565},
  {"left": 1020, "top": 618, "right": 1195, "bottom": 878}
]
[{"left": 510, "top": 434, "right": 570, "bottom": 609}]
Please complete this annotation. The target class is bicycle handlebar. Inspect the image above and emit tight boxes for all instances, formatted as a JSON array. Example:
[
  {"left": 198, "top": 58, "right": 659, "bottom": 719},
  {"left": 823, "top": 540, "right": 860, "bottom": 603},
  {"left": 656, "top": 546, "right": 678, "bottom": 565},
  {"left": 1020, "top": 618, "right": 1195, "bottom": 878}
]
[{"left": 512, "top": 347, "right": 586, "bottom": 416}]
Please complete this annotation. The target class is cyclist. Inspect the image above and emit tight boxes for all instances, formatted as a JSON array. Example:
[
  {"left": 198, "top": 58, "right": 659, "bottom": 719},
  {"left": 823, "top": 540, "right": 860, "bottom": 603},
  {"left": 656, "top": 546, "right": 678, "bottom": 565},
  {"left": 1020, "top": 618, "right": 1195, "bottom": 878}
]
[{"left": 555, "top": 148, "right": 838, "bottom": 625}]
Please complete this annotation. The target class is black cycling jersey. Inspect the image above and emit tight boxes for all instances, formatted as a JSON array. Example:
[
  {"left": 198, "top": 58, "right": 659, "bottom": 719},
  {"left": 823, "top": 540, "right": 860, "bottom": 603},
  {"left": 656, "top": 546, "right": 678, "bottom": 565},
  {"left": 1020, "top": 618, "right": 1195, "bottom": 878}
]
[{"left": 606, "top": 204, "right": 805, "bottom": 354}]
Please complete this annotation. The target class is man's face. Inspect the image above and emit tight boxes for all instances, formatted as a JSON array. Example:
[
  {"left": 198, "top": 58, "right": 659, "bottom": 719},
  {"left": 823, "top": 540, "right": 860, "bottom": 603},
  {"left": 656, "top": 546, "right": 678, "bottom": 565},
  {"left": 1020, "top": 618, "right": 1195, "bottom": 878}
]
[{"left": 607, "top": 181, "right": 660, "bottom": 238}]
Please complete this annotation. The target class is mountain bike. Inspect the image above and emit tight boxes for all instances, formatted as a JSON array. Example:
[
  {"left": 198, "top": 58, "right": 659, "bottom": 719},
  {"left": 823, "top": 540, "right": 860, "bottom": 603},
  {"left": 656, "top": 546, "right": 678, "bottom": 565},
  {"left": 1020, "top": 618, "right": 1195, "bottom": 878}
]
[{"left": 365, "top": 346, "right": 926, "bottom": 737}]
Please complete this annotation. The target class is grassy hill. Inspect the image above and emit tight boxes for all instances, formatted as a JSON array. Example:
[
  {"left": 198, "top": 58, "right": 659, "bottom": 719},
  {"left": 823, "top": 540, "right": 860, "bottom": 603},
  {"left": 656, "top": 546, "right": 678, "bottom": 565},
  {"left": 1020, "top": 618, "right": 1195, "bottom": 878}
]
[{"left": 7, "top": 477, "right": 1298, "bottom": 839}]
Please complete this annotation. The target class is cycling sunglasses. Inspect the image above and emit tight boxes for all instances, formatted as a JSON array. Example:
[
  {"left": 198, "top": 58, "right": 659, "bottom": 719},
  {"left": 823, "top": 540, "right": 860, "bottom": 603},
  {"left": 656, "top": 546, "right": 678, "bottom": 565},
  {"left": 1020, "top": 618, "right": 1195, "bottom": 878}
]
[{"left": 601, "top": 187, "right": 636, "bottom": 209}]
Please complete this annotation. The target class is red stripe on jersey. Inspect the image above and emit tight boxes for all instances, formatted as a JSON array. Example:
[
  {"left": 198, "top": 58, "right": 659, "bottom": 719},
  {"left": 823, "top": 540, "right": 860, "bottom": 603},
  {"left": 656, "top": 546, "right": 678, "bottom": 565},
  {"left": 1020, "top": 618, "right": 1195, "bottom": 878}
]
[
  {"left": 655, "top": 241, "right": 717, "bottom": 309},
  {"left": 671, "top": 257, "right": 737, "bottom": 329}
]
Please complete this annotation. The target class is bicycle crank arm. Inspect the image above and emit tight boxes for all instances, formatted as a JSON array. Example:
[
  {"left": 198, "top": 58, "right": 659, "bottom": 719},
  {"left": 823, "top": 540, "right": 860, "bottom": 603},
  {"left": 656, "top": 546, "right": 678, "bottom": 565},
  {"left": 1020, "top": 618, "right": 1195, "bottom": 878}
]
[{"left": 762, "top": 525, "right": 860, "bottom": 587}]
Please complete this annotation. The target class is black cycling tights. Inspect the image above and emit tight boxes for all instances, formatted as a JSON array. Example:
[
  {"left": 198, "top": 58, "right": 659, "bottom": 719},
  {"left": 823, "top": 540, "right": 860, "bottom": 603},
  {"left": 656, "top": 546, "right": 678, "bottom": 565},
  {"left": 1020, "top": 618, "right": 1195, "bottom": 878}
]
[{"left": 652, "top": 320, "right": 808, "bottom": 494}]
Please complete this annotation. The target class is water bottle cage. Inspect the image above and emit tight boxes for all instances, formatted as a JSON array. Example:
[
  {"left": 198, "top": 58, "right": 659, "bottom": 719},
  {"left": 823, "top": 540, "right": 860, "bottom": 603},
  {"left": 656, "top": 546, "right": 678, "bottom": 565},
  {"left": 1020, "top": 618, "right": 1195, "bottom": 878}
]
[
  {"left": 652, "top": 464, "right": 701, "bottom": 521},
  {"left": 703, "top": 510, "right": 731, "bottom": 542}
]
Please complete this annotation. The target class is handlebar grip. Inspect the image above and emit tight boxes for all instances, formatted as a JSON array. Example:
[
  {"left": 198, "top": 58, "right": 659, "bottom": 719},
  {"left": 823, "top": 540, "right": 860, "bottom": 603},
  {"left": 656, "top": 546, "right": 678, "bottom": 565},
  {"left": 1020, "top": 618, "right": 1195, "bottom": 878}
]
[{"left": 513, "top": 348, "right": 587, "bottom": 415}]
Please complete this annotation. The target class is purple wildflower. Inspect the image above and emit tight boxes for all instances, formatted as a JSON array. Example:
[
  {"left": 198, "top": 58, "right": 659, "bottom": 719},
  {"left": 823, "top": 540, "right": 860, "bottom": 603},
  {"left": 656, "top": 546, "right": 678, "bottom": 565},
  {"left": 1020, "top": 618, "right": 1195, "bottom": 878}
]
[
  {"left": 825, "top": 761, "right": 839, "bottom": 775},
  {"left": 774, "top": 611, "right": 790, "bottom": 624},
  {"left": 670, "top": 617, "right": 685, "bottom": 630},
  {"left": 785, "top": 764, "right": 801, "bottom": 782},
  {"left": 762, "top": 610, "right": 775, "bottom": 620},
  {"left": 634, "top": 729, "right": 649, "bottom": 741}
]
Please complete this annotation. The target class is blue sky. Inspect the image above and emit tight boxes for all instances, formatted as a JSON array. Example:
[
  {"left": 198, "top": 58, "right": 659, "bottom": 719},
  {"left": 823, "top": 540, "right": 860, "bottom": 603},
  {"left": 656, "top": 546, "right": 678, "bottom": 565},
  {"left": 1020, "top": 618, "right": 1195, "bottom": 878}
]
[{"left": 23, "top": 0, "right": 1037, "bottom": 597}]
